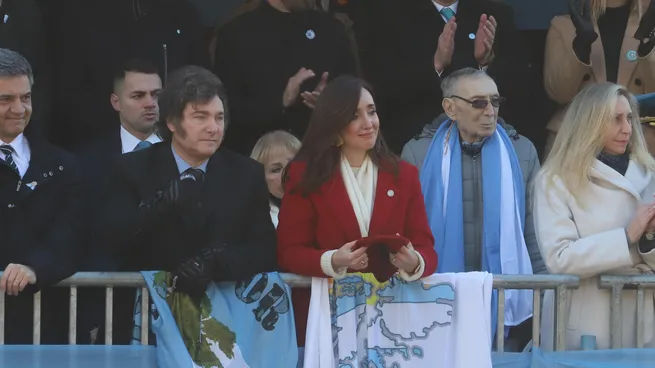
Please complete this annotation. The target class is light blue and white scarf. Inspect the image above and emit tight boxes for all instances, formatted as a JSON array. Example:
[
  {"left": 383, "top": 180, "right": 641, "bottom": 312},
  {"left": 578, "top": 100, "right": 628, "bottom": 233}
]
[{"left": 419, "top": 120, "right": 533, "bottom": 338}]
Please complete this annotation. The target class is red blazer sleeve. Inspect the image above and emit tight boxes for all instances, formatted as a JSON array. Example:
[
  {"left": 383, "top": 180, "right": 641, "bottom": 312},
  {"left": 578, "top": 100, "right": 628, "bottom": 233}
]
[
  {"left": 402, "top": 163, "right": 438, "bottom": 276},
  {"left": 277, "top": 162, "right": 328, "bottom": 277}
]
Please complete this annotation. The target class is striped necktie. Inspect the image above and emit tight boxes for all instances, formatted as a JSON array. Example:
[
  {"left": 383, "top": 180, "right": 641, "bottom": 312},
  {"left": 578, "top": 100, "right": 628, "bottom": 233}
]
[
  {"left": 0, "top": 144, "right": 18, "bottom": 172},
  {"left": 440, "top": 7, "right": 455, "bottom": 21}
]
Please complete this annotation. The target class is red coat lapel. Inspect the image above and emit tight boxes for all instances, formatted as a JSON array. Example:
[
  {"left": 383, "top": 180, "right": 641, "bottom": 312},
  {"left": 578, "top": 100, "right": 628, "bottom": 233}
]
[
  {"left": 370, "top": 169, "right": 399, "bottom": 235},
  {"left": 322, "top": 170, "right": 362, "bottom": 240}
]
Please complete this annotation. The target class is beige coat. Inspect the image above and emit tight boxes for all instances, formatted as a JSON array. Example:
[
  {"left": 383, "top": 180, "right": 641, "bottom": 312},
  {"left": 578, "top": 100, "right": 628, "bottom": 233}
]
[
  {"left": 543, "top": 0, "right": 655, "bottom": 155},
  {"left": 533, "top": 160, "right": 655, "bottom": 350}
]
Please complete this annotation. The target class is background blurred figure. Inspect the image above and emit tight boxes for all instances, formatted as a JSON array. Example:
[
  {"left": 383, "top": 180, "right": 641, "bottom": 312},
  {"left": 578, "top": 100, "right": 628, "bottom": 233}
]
[
  {"left": 533, "top": 83, "right": 655, "bottom": 350},
  {"left": 212, "top": 0, "right": 357, "bottom": 155},
  {"left": 544, "top": 0, "right": 655, "bottom": 156},
  {"left": 48, "top": 0, "right": 207, "bottom": 151},
  {"left": 362, "top": 0, "right": 529, "bottom": 153},
  {"left": 0, "top": 0, "right": 51, "bottom": 134},
  {"left": 250, "top": 130, "right": 301, "bottom": 227}
]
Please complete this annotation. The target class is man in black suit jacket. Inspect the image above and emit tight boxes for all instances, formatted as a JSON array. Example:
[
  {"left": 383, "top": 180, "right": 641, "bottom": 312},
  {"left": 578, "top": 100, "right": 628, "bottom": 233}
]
[
  {"left": 97, "top": 65, "right": 277, "bottom": 299},
  {"left": 0, "top": 49, "right": 83, "bottom": 344},
  {"left": 76, "top": 59, "right": 162, "bottom": 344},
  {"left": 362, "top": 0, "right": 529, "bottom": 152}
]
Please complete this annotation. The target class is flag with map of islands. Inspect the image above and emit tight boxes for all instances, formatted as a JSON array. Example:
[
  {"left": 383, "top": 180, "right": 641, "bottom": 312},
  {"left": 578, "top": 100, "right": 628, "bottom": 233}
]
[
  {"left": 134, "top": 271, "right": 298, "bottom": 368},
  {"left": 303, "top": 272, "right": 494, "bottom": 368}
]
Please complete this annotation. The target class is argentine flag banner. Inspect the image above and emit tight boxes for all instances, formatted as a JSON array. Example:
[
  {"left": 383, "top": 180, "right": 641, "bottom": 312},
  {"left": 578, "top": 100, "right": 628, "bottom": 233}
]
[
  {"left": 136, "top": 271, "right": 298, "bottom": 368},
  {"left": 304, "top": 272, "right": 494, "bottom": 368}
]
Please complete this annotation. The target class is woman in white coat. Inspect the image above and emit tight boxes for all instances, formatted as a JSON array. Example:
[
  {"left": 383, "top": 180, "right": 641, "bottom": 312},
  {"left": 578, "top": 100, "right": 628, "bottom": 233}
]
[{"left": 533, "top": 82, "right": 655, "bottom": 350}]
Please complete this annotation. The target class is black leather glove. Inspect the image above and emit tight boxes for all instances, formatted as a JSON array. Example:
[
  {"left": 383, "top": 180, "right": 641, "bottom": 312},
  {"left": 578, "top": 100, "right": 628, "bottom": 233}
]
[
  {"left": 172, "top": 242, "right": 228, "bottom": 297},
  {"left": 569, "top": 0, "right": 598, "bottom": 64},
  {"left": 135, "top": 168, "right": 205, "bottom": 232}
]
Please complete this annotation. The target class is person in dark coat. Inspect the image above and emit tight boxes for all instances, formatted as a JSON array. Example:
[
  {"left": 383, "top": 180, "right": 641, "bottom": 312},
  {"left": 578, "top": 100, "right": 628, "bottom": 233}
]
[
  {"left": 362, "top": 0, "right": 529, "bottom": 153},
  {"left": 0, "top": 0, "right": 52, "bottom": 134},
  {"left": 48, "top": 0, "right": 207, "bottom": 151},
  {"left": 212, "top": 0, "right": 357, "bottom": 155},
  {"left": 0, "top": 49, "right": 83, "bottom": 344},
  {"left": 75, "top": 59, "right": 162, "bottom": 345},
  {"left": 96, "top": 66, "right": 277, "bottom": 298}
]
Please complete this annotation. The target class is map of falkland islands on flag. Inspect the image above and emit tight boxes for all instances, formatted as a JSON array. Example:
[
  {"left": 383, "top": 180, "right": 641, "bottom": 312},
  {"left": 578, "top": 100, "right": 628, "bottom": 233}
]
[
  {"left": 136, "top": 271, "right": 298, "bottom": 368},
  {"left": 305, "top": 272, "right": 493, "bottom": 368},
  {"left": 329, "top": 273, "right": 456, "bottom": 366}
]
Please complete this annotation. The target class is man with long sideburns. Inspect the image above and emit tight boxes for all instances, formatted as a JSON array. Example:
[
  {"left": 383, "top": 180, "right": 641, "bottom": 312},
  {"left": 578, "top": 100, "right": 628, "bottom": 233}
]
[
  {"left": 402, "top": 68, "right": 543, "bottom": 351},
  {"left": 96, "top": 66, "right": 277, "bottom": 297}
]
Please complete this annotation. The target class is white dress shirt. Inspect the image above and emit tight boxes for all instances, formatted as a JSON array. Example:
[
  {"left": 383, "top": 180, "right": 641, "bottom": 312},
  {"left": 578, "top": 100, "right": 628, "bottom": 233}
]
[
  {"left": 0, "top": 133, "right": 31, "bottom": 178},
  {"left": 120, "top": 125, "right": 161, "bottom": 154},
  {"left": 433, "top": 1, "right": 459, "bottom": 22}
]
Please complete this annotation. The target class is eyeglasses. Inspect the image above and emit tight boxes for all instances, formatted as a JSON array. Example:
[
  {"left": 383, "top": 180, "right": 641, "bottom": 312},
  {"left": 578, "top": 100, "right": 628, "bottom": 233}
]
[{"left": 450, "top": 95, "right": 506, "bottom": 109}]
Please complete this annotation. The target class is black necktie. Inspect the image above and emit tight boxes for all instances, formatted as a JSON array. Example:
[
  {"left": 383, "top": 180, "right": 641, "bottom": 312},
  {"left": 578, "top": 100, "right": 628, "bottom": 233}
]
[{"left": 0, "top": 144, "right": 18, "bottom": 172}]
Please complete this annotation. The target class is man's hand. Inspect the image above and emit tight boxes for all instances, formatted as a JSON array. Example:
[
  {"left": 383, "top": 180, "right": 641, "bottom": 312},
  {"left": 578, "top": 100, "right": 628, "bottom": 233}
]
[
  {"left": 0, "top": 264, "right": 36, "bottom": 296},
  {"left": 173, "top": 248, "right": 215, "bottom": 297},
  {"left": 283, "top": 68, "right": 316, "bottom": 108},
  {"left": 474, "top": 14, "right": 497, "bottom": 66},
  {"left": 434, "top": 17, "right": 457, "bottom": 73},
  {"left": 301, "top": 71, "right": 329, "bottom": 109}
]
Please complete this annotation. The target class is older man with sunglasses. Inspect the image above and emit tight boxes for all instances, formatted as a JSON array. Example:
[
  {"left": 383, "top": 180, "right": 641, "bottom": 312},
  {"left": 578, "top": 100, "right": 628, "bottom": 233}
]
[{"left": 401, "top": 67, "right": 543, "bottom": 352}]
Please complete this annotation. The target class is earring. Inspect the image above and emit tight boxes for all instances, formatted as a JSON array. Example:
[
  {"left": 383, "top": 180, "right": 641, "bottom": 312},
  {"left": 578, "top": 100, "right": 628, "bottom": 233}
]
[{"left": 336, "top": 136, "right": 344, "bottom": 147}]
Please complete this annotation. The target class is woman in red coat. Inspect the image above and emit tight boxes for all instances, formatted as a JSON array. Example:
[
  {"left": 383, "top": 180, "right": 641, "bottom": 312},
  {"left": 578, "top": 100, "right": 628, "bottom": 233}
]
[{"left": 276, "top": 75, "right": 438, "bottom": 347}]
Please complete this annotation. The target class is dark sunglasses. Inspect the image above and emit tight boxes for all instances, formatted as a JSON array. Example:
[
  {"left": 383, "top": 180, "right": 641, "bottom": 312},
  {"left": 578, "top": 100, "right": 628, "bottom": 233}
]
[{"left": 450, "top": 95, "right": 506, "bottom": 109}]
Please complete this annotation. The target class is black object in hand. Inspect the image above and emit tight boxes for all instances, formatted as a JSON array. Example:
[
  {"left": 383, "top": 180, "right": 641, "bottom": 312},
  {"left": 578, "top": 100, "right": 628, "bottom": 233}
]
[
  {"left": 173, "top": 247, "right": 215, "bottom": 297},
  {"left": 569, "top": 0, "right": 598, "bottom": 43},
  {"left": 635, "top": 0, "right": 655, "bottom": 41}
]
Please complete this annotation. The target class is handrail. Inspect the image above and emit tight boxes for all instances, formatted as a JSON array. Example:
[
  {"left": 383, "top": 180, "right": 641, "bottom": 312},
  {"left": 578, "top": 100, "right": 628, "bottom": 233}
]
[
  {"left": 599, "top": 274, "right": 655, "bottom": 349},
  {"left": 0, "top": 272, "right": 581, "bottom": 351}
]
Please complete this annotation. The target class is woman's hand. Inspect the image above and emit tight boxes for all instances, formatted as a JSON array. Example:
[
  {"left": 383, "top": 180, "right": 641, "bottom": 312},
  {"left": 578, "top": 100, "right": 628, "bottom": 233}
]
[
  {"left": 332, "top": 241, "right": 368, "bottom": 271},
  {"left": 627, "top": 202, "right": 655, "bottom": 244},
  {"left": 389, "top": 243, "right": 420, "bottom": 274}
]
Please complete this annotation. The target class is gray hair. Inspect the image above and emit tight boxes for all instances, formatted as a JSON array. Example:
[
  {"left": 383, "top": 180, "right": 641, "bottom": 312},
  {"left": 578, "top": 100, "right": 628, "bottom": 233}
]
[
  {"left": 440, "top": 67, "right": 491, "bottom": 98},
  {"left": 0, "top": 48, "right": 33, "bottom": 86}
]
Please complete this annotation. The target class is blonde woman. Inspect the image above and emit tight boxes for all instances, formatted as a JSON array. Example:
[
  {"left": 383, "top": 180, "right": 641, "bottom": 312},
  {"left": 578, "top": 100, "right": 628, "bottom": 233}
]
[
  {"left": 533, "top": 82, "right": 655, "bottom": 350},
  {"left": 543, "top": 0, "right": 655, "bottom": 156},
  {"left": 250, "top": 130, "right": 301, "bottom": 227}
]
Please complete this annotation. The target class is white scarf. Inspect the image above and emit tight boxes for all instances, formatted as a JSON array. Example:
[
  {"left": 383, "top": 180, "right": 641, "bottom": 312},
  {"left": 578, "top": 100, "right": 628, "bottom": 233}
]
[{"left": 340, "top": 155, "right": 378, "bottom": 237}]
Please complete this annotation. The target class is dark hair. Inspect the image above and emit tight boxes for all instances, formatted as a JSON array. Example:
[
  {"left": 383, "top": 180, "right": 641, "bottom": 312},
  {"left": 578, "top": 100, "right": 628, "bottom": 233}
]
[
  {"left": 287, "top": 75, "right": 397, "bottom": 195},
  {"left": 0, "top": 48, "right": 33, "bottom": 86},
  {"left": 156, "top": 65, "right": 229, "bottom": 141},
  {"left": 112, "top": 58, "right": 159, "bottom": 92}
]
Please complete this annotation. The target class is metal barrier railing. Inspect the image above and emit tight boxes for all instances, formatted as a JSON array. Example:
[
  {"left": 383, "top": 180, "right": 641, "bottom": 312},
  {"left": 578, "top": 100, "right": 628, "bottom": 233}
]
[
  {"left": 0, "top": 272, "right": 580, "bottom": 351},
  {"left": 599, "top": 274, "right": 655, "bottom": 349}
]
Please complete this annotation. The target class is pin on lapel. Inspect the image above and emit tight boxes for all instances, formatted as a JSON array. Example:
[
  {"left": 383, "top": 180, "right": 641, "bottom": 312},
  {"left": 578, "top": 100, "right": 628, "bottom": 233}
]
[{"left": 26, "top": 181, "right": 38, "bottom": 190}]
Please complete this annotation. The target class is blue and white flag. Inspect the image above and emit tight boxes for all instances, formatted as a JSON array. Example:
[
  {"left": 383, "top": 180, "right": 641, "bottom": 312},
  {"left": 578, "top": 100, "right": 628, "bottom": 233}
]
[
  {"left": 304, "top": 272, "right": 494, "bottom": 368},
  {"left": 135, "top": 271, "right": 298, "bottom": 368}
]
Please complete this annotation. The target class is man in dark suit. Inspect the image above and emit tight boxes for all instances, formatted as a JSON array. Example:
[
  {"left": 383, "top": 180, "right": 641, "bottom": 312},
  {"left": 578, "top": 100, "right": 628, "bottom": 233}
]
[
  {"left": 78, "top": 59, "right": 162, "bottom": 209},
  {"left": 0, "top": 48, "right": 83, "bottom": 344},
  {"left": 362, "top": 0, "right": 529, "bottom": 153},
  {"left": 76, "top": 58, "right": 162, "bottom": 345},
  {"left": 96, "top": 65, "right": 277, "bottom": 299}
]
